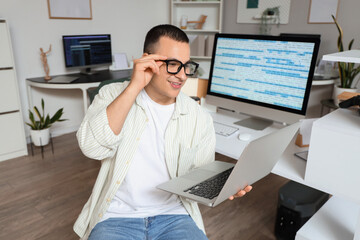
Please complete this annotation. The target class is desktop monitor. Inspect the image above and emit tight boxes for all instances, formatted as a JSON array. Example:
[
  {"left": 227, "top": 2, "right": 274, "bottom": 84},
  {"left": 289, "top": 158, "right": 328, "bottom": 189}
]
[
  {"left": 206, "top": 33, "right": 320, "bottom": 129},
  {"left": 62, "top": 34, "right": 112, "bottom": 74},
  {"left": 280, "top": 33, "right": 321, "bottom": 40}
]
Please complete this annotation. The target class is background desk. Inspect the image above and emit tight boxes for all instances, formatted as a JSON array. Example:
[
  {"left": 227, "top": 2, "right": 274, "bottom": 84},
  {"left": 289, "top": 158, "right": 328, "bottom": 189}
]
[{"left": 26, "top": 69, "right": 132, "bottom": 113}]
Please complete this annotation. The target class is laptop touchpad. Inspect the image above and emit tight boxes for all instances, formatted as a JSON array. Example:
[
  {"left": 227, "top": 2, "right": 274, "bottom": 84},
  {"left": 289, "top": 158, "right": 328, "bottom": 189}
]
[{"left": 182, "top": 169, "right": 214, "bottom": 182}]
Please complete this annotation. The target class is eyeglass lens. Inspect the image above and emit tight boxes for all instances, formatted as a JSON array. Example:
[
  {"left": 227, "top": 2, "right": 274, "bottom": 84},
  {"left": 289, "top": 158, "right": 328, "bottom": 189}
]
[{"left": 166, "top": 60, "right": 197, "bottom": 75}]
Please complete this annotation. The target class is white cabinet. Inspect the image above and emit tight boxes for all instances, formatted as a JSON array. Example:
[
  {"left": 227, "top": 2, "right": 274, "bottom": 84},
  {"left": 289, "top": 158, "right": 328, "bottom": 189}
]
[
  {"left": 0, "top": 19, "right": 27, "bottom": 162},
  {"left": 277, "top": 50, "right": 360, "bottom": 240},
  {"left": 270, "top": 108, "right": 360, "bottom": 240},
  {"left": 0, "top": 21, "right": 13, "bottom": 68},
  {"left": 170, "top": 0, "right": 223, "bottom": 78},
  {"left": 306, "top": 109, "right": 360, "bottom": 204},
  {"left": 290, "top": 109, "right": 360, "bottom": 240},
  {"left": 0, "top": 69, "right": 20, "bottom": 112},
  {"left": 0, "top": 112, "right": 27, "bottom": 156},
  {"left": 296, "top": 196, "right": 360, "bottom": 240}
]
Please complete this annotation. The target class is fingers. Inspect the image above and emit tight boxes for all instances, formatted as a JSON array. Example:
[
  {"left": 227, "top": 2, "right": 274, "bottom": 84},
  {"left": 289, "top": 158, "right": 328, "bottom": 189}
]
[
  {"left": 134, "top": 58, "right": 161, "bottom": 74},
  {"left": 228, "top": 185, "right": 253, "bottom": 201},
  {"left": 244, "top": 185, "right": 253, "bottom": 193},
  {"left": 139, "top": 54, "right": 167, "bottom": 61},
  {"left": 133, "top": 54, "right": 167, "bottom": 74},
  {"left": 130, "top": 54, "right": 167, "bottom": 90}
]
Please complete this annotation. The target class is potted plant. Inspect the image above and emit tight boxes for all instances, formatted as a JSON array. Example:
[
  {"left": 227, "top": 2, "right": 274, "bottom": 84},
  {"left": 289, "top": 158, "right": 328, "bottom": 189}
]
[
  {"left": 259, "top": 6, "right": 280, "bottom": 35},
  {"left": 26, "top": 98, "right": 67, "bottom": 146},
  {"left": 331, "top": 15, "right": 360, "bottom": 105}
]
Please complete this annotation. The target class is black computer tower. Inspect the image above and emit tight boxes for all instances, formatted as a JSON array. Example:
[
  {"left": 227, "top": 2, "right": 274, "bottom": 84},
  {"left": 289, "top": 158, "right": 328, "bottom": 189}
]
[{"left": 274, "top": 181, "right": 329, "bottom": 240}]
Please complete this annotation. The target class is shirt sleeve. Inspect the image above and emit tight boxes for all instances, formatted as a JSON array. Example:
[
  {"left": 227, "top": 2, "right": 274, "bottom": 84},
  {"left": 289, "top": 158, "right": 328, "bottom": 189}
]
[
  {"left": 194, "top": 111, "right": 216, "bottom": 167},
  {"left": 76, "top": 82, "right": 128, "bottom": 160}
]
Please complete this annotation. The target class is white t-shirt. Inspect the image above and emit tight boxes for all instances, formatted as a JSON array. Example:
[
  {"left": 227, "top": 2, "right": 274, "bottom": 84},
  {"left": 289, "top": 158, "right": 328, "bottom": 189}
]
[{"left": 102, "top": 89, "right": 187, "bottom": 220}]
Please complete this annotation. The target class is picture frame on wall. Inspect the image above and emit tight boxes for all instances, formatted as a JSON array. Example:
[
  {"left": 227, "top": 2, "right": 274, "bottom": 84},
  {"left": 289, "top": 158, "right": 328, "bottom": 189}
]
[
  {"left": 47, "top": 0, "right": 92, "bottom": 20},
  {"left": 308, "top": 0, "right": 339, "bottom": 24}
]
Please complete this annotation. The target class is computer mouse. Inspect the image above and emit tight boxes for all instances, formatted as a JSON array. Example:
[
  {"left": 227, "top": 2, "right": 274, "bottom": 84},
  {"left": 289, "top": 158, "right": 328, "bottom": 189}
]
[{"left": 238, "top": 133, "right": 251, "bottom": 141}]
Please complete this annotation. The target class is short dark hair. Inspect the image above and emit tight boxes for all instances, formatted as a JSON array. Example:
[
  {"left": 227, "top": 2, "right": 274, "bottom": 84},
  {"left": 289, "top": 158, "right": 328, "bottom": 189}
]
[{"left": 143, "top": 24, "right": 189, "bottom": 53}]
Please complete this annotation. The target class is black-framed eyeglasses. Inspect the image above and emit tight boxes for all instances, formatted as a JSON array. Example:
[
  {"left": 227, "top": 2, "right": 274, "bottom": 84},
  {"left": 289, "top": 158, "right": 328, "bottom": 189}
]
[{"left": 159, "top": 59, "right": 199, "bottom": 76}]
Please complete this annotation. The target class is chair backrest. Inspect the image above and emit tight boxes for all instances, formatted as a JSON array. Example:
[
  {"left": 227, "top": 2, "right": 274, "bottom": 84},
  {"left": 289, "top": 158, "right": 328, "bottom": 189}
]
[{"left": 88, "top": 77, "right": 130, "bottom": 104}]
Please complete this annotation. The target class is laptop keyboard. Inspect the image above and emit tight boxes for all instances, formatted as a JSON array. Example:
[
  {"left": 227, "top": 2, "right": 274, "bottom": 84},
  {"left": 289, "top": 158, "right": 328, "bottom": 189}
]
[
  {"left": 213, "top": 121, "right": 238, "bottom": 137},
  {"left": 184, "top": 167, "right": 234, "bottom": 200}
]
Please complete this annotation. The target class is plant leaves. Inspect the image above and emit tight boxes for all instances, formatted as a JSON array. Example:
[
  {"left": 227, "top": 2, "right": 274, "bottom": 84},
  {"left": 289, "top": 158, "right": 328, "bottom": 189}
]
[
  {"left": 33, "top": 106, "right": 45, "bottom": 128},
  {"left": 25, "top": 123, "right": 35, "bottom": 130},
  {"left": 27, "top": 99, "right": 67, "bottom": 130},
  {"left": 43, "top": 115, "right": 51, "bottom": 129},
  {"left": 33, "top": 106, "right": 41, "bottom": 120},
  {"left": 28, "top": 110, "right": 37, "bottom": 129},
  {"left": 332, "top": 15, "right": 344, "bottom": 52},
  {"left": 50, "top": 108, "right": 64, "bottom": 123},
  {"left": 332, "top": 15, "right": 360, "bottom": 88},
  {"left": 337, "top": 36, "right": 343, "bottom": 52},
  {"left": 41, "top": 98, "right": 45, "bottom": 114},
  {"left": 348, "top": 39, "right": 354, "bottom": 50},
  {"left": 35, "top": 121, "right": 40, "bottom": 130}
]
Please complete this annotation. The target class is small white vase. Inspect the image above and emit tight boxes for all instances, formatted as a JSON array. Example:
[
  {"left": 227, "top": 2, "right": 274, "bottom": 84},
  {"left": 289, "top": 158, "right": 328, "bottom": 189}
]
[
  {"left": 30, "top": 128, "right": 50, "bottom": 146},
  {"left": 333, "top": 84, "right": 358, "bottom": 106}
]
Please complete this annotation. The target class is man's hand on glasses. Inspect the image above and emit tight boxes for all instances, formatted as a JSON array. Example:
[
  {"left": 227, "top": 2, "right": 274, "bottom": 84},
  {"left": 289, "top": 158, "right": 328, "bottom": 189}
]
[{"left": 130, "top": 53, "right": 168, "bottom": 91}]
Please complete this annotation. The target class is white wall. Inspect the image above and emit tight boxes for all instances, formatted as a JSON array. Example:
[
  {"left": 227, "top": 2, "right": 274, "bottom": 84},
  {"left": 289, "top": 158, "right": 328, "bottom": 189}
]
[
  {"left": 222, "top": 0, "right": 360, "bottom": 60},
  {"left": 1, "top": 0, "right": 359, "bottom": 138},
  {"left": 0, "top": 0, "right": 170, "bottom": 137},
  {"left": 222, "top": 0, "right": 360, "bottom": 117}
]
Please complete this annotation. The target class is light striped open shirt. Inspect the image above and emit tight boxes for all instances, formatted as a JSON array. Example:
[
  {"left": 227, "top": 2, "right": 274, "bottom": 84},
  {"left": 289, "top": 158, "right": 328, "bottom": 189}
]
[{"left": 73, "top": 81, "right": 215, "bottom": 239}]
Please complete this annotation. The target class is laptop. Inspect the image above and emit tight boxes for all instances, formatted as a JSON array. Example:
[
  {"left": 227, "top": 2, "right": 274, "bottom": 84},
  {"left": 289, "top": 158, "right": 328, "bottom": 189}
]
[{"left": 157, "top": 121, "right": 300, "bottom": 207}]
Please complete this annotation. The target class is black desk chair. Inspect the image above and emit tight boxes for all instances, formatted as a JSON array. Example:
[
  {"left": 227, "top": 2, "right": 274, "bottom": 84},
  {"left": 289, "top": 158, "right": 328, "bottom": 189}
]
[{"left": 87, "top": 77, "right": 131, "bottom": 104}]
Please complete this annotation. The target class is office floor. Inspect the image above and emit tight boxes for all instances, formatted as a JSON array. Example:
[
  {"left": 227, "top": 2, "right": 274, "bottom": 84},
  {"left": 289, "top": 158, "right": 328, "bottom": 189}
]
[{"left": 0, "top": 132, "right": 288, "bottom": 240}]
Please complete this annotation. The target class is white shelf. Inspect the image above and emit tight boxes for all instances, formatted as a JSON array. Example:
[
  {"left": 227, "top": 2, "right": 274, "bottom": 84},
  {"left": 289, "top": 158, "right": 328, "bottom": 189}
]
[
  {"left": 296, "top": 196, "right": 360, "bottom": 240},
  {"left": 322, "top": 50, "right": 360, "bottom": 63},
  {"left": 171, "top": 0, "right": 222, "bottom": 78},
  {"left": 184, "top": 29, "right": 220, "bottom": 33},
  {"left": 312, "top": 79, "right": 335, "bottom": 86},
  {"left": 272, "top": 137, "right": 308, "bottom": 184},
  {"left": 174, "top": 1, "right": 220, "bottom": 5},
  {"left": 191, "top": 56, "right": 212, "bottom": 60}
]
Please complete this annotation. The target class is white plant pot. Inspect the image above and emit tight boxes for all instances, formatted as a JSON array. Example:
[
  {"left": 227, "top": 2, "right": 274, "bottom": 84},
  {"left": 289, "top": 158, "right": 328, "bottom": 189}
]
[
  {"left": 30, "top": 128, "right": 50, "bottom": 146},
  {"left": 332, "top": 84, "right": 358, "bottom": 106}
]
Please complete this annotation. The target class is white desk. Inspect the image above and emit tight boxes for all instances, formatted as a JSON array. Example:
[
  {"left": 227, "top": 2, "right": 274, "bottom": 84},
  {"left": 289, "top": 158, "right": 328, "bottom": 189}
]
[
  {"left": 26, "top": 69, "right": 132, "bottom": 113},
  {"left": 26, "top": 80, "right": 99, "bottom": 114},
  {"left": 210, "top": 108, "right": 360, "bottom": 240},
  {"left": 210, "top": 109, "right": 284, "bottom": 159}
]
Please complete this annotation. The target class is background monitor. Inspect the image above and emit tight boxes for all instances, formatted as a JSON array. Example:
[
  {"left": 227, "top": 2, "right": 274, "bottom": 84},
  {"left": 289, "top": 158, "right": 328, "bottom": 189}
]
[
  {"left": 62, "top": 34, "right": 112, "bottom": 74},
  {"left": 280, "top": 33, "right": 321, "bottom": 40},
  {"left": 206, "top": 33, "right": 320, "bottom": 129}
]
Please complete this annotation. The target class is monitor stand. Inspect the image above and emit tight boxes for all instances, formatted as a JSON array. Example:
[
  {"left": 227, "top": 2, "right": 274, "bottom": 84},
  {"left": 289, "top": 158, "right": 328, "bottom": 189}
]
[
  {"left": 80, "top": 67, "right": 98, "bottom": 75},
  {"left": 234, "top": 117, "right": 273, "bottom": 131}
]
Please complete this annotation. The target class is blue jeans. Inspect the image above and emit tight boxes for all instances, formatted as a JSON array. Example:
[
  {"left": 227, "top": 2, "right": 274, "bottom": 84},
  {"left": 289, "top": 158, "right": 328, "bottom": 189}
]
[{"left": 88, "top": 215, "right": 208, "bottom": 240}]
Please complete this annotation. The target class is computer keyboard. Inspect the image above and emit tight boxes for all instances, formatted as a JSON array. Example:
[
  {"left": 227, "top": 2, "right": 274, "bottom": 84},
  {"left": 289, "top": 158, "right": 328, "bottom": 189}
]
[
  {"left": 184, "top": 167, "right": 234, "bottom": 200},
  {"left": 213, "top": 121, "right": 238, "bottom": 137}
]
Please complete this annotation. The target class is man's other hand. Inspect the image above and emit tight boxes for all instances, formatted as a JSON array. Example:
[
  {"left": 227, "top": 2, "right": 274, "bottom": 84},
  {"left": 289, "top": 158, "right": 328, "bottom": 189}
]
[{"left": 228, "top": 185, "right": 252, "bottom": 200}]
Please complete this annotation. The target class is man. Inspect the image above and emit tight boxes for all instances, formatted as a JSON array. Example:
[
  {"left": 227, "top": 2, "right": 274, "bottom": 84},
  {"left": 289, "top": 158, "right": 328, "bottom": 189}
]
[{"left": 74, "top": 24, "right": 251, "bottom": 240}]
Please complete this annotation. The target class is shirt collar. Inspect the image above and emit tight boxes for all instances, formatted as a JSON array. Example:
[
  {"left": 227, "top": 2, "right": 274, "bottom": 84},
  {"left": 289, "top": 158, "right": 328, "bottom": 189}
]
[{"left": 135, "top": 91, "right": 189, "bottom": 118}]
